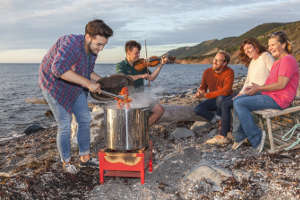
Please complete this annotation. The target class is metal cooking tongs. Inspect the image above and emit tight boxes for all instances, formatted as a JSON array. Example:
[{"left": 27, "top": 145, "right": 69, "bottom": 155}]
[{"left": 100, "top": 90, "right": 125, "bottom": 100}]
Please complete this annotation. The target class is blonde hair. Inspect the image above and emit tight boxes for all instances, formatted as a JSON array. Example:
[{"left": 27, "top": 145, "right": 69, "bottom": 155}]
[{"left": 269, "top": 31, "right": 292, "bottom": 54}]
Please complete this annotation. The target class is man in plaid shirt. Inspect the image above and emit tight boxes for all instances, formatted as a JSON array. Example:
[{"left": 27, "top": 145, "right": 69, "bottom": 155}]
[{"left": 39, "top": 19, "right": 113, "bottom": 174}]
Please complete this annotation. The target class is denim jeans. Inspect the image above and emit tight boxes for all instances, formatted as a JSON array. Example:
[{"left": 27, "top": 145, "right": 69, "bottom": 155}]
[
  {"left": 220, "top": 95, "right": 235, "bottom": 137},
  {"left": 233, "top": 94, "right": 281, "bottom": 148},
  {"left": 194, "top": 96, "right": 225, "bottom": 121},
  {"left": 42, "top": 90, "right": 91, "bottom": 162}
]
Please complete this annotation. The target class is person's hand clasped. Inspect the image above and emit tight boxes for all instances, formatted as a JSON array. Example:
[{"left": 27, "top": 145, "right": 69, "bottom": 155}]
[
  {"left": 194, "top": 89, "right": 205, "bottom": 98},
  {"left": 244, "top": 83, "right": 260, "bottom": 96}
]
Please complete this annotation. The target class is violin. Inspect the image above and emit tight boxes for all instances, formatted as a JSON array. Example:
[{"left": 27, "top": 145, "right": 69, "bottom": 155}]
[{"left": 133, "top": 56, "right": 167, "bottom": 71}]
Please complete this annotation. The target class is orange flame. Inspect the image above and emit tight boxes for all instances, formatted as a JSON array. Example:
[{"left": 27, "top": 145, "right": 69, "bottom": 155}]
[{"left": 114, "top": 87, "right": 132, "bottom": 109}]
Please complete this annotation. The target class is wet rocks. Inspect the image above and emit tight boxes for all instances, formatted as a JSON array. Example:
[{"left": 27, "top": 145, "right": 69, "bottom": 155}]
[
  {"left": 23, "top": 123, "right": 45, "bottom": 135},
  {"left": 185, "top": 164, "right": 232, "bottom": 191},
  {"left": 170, "top": 127, "right": 195, "bottom": 139}
]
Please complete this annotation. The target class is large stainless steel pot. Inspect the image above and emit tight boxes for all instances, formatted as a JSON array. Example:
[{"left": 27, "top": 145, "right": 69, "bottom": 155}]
[{"left": 105, "top": 106, "right": 150, "bottom": 151}]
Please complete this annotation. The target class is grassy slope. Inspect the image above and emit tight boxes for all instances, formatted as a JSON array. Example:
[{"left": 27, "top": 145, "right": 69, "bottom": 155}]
[{"left": 167, "top": 21, "right": 300, "bottom": 63}]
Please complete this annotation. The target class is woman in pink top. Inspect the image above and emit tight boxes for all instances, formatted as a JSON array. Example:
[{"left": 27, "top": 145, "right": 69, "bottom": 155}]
[{"left": 233, "top": 31, "right": 299, "bottom": 152}]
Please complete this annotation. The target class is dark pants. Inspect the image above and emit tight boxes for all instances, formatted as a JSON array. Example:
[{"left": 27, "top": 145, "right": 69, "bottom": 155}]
[
  {"left": 219, "top": 95, "right": 235, "bottom": 137},
  {"left": 194, "top": 96, "right": 225, "bottom": 121}
]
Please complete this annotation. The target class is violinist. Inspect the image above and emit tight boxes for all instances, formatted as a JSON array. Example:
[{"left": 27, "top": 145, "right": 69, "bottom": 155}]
[
  {"left": 116, "top": 40, "right": 168, "bottom": 89},
  {"left": 116, "top": 40, "right": 167, "bottom": 126}
]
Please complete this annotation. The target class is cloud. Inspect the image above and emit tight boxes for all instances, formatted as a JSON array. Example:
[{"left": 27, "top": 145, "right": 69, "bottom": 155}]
[{"left": 0, "top": 0, "right": 299, "bottom": 62}]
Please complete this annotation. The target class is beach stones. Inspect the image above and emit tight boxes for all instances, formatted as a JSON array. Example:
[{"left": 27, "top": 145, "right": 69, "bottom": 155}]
[
  {"left": 170, "top": 127, "right": 195, "bottom": 139},
  {"left": 185, "top": 163, "right": 232, "bottom": 191}
]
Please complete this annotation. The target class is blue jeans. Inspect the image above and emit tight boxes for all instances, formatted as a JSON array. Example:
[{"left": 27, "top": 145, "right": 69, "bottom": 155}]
[
  {"left": 194, "top": 96, "right": 225, "bottom": 121},
  {"left": 42, "top": 90, "right": 91, "bottom": 162},
  {"left": 233, "top": 94, "right": 281, "bottom": 148},
  {"left": 220, "top": 95, "right": 235, "bottom": 136}
]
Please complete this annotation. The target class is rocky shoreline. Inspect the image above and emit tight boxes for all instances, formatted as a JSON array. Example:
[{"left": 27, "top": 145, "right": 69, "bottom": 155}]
[{"left": 1, "top": 81, "right": 300, "bottom": 199}]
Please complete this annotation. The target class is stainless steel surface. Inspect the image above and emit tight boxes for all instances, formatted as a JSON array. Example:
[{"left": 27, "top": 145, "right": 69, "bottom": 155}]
[
  {"left": 105, "top": 106, "right": 150, "bottom": 150},
  {"left": 101, "top": 90, "right": 125, "bottom": 100}
]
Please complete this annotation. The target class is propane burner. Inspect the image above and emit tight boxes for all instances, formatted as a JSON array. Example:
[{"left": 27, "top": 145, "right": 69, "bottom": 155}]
[{"left": 98, "top": 141, "right": 153, "bottom": 184}]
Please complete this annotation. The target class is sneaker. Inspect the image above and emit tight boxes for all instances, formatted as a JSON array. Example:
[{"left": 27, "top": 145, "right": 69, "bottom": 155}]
[
  {"left": 79, "top": 158, "right": 99, "bottom": 168},
  {"left": 206, "top": 135, "right": 229, "bottom": 145},
  {"left": 256, "top": 131, "right": 266, "bottom": 153},
  {"left": 63, "top": 163, "right": 78, "bottom": 174},
  {"left": 232, "top": 138, "right": 247, "bottom": 150}
]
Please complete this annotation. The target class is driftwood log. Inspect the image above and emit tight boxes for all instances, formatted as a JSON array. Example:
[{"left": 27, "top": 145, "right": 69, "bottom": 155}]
[
  {"left": 26, "top": 98, "right": 205, "bottom": 123},
  {"left": 160, "top": 105, "right": 205, "bottom": 122},
  {"left": 25, "top": 98, "right": 97, "bottom": 108}
]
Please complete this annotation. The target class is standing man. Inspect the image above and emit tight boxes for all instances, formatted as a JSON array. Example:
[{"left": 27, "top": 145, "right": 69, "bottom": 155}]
[
  {"left": 194, "top": 50, "right": 234, "bottom": 144},
  {"left": 116, "top": 40, "right": 167, "bottom": 125},
  {"left": 39, "top": 19, "right": 113, "bottom": 174}
]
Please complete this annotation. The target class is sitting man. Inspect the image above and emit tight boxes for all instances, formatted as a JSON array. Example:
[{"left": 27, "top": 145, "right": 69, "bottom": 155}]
[
  {"left": 116, "top": 40, "right": 167, "bottom": 126},
  {"left": 194, "top": 50, "right": 234, "bottom": 144}
]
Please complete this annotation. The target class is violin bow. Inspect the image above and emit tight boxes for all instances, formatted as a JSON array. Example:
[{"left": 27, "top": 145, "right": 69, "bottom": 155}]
[{"left": 144, "top": 40, "right": 151, "bottom": 87}]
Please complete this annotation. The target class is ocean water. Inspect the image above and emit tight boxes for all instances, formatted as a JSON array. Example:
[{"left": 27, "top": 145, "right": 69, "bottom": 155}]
[{"left": 0, "top": 63, "right": 246, "bottom": 141}]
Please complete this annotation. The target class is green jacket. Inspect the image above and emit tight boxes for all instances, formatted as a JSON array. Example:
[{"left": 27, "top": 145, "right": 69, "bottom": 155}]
[{"left": 116, "top": 59, "right": 150, "bottom": 88}]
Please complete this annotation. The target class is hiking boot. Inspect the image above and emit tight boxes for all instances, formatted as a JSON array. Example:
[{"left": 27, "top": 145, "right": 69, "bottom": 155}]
[
  {"left": 232, "top": 138, "right": 247, "bottom": 150},
  {"left": 63, "top": 162, "right": 78, "bottom": 174},
  {"left": 79, "top": 158, "right": 99, "bottom": 168},
  {"left": 206, "top": 135, "right": 229, "bottom": 145},
  {"left": 256, "top": 131, "right": 266, "bottom": 153}
]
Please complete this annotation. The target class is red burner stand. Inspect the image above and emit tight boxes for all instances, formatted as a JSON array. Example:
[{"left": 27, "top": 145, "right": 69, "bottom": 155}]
[{"left": 98, "top": 141, "right": 153, "bottom": 184}]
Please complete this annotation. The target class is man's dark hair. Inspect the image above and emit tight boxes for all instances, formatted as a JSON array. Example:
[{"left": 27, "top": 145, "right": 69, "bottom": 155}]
[
  {"left": 217, "top": 50, "right": 230, "bottom": 64},
  {"left": 85, "top": 19, "right": 113, "bottom": 39},
  {"left": 125, "top": 40, "right": 141, "bottom": 53}
]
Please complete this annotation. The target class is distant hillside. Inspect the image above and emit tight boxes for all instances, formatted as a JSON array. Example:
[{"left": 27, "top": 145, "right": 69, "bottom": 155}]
[{"left": 167, "top": 21, "right": 300, "bottom": 64}]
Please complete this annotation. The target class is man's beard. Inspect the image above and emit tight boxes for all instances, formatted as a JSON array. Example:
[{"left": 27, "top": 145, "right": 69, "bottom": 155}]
[
  {"left": 87, "top": 42, "right": 97, "bottom": 56},
  {"left": 213, "top": 65, "right": 223, "bottom": 73}
]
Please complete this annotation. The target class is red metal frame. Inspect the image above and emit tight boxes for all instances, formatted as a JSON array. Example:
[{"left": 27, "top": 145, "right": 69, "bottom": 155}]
[{"left": 98, "top": 141, "right": 153, "bottom": 184}]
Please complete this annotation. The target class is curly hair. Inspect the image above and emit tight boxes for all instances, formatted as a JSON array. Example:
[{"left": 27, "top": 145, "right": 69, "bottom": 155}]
[{"left": 239, "top": 38, "right": 267, "bottom": 67}]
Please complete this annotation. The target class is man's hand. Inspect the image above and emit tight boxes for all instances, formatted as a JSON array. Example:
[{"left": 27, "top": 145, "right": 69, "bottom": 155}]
[
  {"left": 194, "top": 89, "right": 205, "bottom": 98},
  {"left": 88, "top": 82, "right": 101, "bottom": 93},
  {"left": 160, "top": 56, "right": 168, "bottom": 65}
]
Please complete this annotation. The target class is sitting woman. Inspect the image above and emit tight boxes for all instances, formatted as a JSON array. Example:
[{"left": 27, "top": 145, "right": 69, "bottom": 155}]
[
  {"left": 206, "top": 38, "right": 274, "bottom": 145},
  {"left": 232, "top": 31, "right": 299, "bottom": 152}
]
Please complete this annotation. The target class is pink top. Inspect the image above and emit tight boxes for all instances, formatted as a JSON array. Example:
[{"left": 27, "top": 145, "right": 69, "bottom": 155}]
[{"left": 262, "top": 55, "right": 299, "bottom": 109}]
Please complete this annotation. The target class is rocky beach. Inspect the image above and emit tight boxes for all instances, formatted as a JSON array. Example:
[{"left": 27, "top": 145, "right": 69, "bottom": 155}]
[{"left": 1, "top": 78, "right": 300, "bottom": 200}]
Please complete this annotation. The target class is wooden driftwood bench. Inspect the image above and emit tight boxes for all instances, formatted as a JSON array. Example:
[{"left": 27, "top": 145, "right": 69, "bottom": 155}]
[{"left": 253, "top": 97, "right": 300, "bottom": 153}]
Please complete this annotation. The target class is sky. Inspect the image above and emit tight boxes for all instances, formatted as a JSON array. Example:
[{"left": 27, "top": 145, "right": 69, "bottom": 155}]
[{"left": 0, "top": 0, "right": 299, "bottom": 64}]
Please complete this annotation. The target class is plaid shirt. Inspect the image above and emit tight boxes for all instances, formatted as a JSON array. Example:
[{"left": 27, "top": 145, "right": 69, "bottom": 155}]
[{"left": 39, "top": 34, "right": 97, "bottom": 113}]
